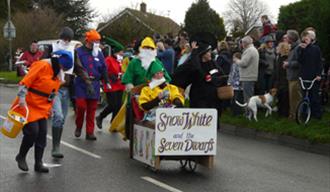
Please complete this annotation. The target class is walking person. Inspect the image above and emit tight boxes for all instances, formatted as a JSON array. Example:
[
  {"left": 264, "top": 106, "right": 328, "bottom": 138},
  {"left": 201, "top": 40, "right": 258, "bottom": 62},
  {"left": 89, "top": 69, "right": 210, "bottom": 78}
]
[
  {"left": 96, "top": 37, "right": 125, "bottom": 128},
  {"left": 51, "top": 27, "right": 94, "bottom": 158},
  {"left": 14, "top": 50, "right": 73, "bottom": 173},
  {"left": 74, "top": 29, "right": 110, "bottom": 140},
  {"left": 172, "top": 34, "right": 224, "bottom": 129}
]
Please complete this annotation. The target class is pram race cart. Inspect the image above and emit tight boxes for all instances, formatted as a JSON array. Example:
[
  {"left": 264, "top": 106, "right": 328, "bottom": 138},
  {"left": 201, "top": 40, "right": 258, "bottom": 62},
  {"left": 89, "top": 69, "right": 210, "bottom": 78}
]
[{"left": 127, "top": 86, "right": 217, "bottom": 171}]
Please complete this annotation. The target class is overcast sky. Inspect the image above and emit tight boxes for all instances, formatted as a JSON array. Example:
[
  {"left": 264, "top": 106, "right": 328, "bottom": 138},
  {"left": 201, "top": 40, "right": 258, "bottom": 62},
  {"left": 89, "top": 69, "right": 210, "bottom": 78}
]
[{"left": 89, "top": 0, "right": 299, "bottom": 27}]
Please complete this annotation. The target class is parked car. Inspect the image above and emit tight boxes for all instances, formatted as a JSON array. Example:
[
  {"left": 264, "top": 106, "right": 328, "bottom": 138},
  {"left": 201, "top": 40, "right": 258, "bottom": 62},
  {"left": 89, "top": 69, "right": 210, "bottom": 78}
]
[{"left": 37, "top": 39, "right": 82, "bottom": 58}]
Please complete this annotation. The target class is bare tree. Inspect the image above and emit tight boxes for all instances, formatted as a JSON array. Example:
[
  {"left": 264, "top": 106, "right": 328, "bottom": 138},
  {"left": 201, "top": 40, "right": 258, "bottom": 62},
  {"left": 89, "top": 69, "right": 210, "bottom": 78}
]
[{"left": 224, "top": 0, "right": 269, "bottom": 33}]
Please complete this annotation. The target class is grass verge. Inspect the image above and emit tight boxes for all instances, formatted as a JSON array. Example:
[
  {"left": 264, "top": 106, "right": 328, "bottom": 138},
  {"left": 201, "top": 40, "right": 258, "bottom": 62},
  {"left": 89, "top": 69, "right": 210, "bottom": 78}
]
[
  {"left": 221, "top": 108, "right": 330, "bottom": 144},
  {"left": 0, "top": 71, "right": 22, "bottom": 84}
]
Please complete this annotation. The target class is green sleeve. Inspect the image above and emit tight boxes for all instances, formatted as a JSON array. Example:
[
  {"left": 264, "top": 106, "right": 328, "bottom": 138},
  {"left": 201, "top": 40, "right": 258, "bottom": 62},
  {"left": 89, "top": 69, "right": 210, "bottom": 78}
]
[{"left": 121, "top": 58, "right": 137, "bottom": 85}]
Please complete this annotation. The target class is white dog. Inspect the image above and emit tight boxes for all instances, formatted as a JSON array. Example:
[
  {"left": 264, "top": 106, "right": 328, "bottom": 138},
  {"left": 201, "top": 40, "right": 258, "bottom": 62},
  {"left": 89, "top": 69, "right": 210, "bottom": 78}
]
[{"left": 235, "top": 88, "right": 277, "bottom": 121}]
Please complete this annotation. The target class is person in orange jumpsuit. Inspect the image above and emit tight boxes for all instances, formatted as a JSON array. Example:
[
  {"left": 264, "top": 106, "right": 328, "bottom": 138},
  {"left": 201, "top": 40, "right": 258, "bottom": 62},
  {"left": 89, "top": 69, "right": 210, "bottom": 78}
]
[{"left": 14, "top": 50, "right": 73, "bottom": 173}]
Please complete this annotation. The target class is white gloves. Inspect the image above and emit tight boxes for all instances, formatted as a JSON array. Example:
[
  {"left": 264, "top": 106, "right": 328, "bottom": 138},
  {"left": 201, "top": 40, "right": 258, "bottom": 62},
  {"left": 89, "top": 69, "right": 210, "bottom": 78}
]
[{"left": 125, "top": 83, "right": 134, "bottom": 92}]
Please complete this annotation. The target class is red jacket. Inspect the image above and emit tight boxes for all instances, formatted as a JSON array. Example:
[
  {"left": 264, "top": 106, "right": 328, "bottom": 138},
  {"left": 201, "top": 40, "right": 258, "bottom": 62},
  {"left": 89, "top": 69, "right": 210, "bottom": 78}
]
[
  {"left": 103, "top": 56, "right": 125, "bottom": 92},
  {"left": 20, "top": 50, "right": 44, "bottom": 67}
]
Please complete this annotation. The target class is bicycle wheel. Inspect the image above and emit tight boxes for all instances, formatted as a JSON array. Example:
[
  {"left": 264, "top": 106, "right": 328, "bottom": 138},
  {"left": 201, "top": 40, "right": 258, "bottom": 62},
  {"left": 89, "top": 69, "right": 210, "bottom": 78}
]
[{"left": 296, "top": 101, "right": 311, "bottom": 125}]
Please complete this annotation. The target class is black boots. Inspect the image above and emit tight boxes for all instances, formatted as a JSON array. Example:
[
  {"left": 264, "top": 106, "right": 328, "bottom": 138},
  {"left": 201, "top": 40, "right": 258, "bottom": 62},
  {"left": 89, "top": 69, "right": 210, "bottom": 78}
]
[
  {"left": 15, "top": 146, "right": 49, "bottom": 173},
  {"left": 52, "top": 127, "right": 64, "bottom": 158},
  {"left": 34, "top": 147, "right": 49, "bottom": 173},
  {"left": 16, "top": 140, "right": 31, "bottom": 171},
  {"left": 86, "top": 134, "right": 97, "bottom": 140},
  {"left": 34, "top": 163, "right": 49, "bottom": 173},
  {"left": 96, "top": 115, "right": 103, "bottom": 129},
  {"left": 74, "top": 128, "right": 82, "bottom": 137},
  {"left": 15, "top": 155, "right": 29, "bottom": 171}
]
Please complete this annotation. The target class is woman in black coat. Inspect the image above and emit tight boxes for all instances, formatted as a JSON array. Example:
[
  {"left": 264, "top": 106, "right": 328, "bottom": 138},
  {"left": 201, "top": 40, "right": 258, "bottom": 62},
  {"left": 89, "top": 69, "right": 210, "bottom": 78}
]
[{"left": 172, "top": 42, "right": 224, "bottom": 127}]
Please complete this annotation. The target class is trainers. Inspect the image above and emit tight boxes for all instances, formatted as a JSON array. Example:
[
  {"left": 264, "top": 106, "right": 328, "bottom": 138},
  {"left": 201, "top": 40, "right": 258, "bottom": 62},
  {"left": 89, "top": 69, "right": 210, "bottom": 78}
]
[
  {"left": 86, "top": 134, "right": 97, "bottom": 140},
  {"left": 96, "top": 116, "right": 103, "bottom": 129},
  {"left": 74, "top": 128, "right": 82, "bottom": 137}
]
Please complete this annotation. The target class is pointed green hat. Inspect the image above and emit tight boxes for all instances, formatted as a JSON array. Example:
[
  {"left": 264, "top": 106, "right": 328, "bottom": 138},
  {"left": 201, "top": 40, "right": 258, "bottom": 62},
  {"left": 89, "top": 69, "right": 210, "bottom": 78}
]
[{"left": 103, "top": 36, "right": 124, "bottom": 53}]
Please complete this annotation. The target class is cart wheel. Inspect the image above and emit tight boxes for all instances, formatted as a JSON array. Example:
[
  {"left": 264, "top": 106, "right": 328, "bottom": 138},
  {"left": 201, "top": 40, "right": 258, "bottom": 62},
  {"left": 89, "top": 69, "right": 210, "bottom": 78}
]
[
  {"left": 179, "top": 160, "right": 187, "bottom": 169},
  {"left": 188, "top": 160, "right": 197, "bottom": 172},
  {"left": 150, "top": 166, "right": 158, "bottom": 172}
]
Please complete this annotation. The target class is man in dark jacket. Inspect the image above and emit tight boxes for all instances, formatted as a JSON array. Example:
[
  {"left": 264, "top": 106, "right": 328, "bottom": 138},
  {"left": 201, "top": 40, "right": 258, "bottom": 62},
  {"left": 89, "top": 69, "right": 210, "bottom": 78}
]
[{"left": 297, "top": 31, "right": 323, "bottom": 119}]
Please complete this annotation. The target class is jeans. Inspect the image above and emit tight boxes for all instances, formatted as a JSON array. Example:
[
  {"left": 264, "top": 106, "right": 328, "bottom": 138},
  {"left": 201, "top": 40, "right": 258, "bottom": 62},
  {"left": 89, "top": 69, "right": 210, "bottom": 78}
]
[
  {"left": 241, "top": 81, "right": 255, "bottom": 103},
  {"left": 52, "top": 87, "right": 70, "bottom": 129}
]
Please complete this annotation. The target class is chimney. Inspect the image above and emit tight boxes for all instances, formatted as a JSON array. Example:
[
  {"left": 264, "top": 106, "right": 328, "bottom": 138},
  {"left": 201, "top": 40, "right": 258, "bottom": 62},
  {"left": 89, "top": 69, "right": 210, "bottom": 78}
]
[{"left": 140, "top": 2, "right": 146, "bottom": 13}]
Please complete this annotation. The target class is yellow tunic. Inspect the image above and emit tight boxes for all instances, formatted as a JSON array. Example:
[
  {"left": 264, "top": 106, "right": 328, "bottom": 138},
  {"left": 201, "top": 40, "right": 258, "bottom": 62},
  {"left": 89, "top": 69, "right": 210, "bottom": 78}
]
[{"left": 138, "top": 84, "right": 184, "bottom": 110}]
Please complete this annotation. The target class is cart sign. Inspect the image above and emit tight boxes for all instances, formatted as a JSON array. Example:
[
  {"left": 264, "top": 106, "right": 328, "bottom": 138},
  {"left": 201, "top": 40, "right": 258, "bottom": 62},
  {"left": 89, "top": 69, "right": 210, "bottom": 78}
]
[
  {"left": 155, "top": 108, "right": 217, "bottom": 156},
  {"left": 133, "top": 124, "right": 156, "bottom": 167}
]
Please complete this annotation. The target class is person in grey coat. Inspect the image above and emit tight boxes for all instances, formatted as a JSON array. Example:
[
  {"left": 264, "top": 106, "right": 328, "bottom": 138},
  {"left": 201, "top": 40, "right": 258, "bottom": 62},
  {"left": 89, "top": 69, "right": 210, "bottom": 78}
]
[
  {"left": 283, "top": 29, "right": 301, "bottom": 119},
  {"left": 233, "top": 36, "right": 259, "bottom": 103}
]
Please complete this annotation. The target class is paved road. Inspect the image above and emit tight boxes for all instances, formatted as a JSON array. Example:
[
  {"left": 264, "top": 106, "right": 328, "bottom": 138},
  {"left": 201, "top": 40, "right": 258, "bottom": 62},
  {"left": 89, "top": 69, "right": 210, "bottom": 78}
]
[{"left": 1, "top": 85, "right": 329, "bottom": 192}]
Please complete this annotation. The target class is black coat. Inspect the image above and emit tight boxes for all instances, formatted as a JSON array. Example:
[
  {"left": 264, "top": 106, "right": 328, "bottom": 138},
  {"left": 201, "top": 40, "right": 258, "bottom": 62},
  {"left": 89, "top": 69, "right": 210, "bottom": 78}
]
[
  {"left": 172, "top": 49, "right": 223, "bottom": 110},
  {"left": 215, "top": 50, "right": 232, "bottom": 75},
  {"left": 298, "top": 44, "right": 322, "bottom": 80}
]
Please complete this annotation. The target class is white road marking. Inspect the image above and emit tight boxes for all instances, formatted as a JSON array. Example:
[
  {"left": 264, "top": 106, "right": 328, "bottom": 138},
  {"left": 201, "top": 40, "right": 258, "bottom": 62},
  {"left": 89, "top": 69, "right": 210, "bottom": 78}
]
[
  {"left": 43, "top": 163, "right": 62, "bottom": 168},
  {"left": 46, "top": 135, "right": 102, "bottom": 159},
  {"left": 141, "top": 176, "right": 183, "bottom": 192}
]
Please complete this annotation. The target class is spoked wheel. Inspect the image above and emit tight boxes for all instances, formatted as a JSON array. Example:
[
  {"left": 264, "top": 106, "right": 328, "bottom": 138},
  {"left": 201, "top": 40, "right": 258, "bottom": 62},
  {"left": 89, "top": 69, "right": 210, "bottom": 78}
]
[
  {"left": 296, "top": 101, "right": 311, "bottom": 125},
  {"left": 188, "top": 160, "right": 197, "bottom": 172},
  {"left": 179, "top": 160, "right": 188, "bottom": 169}
]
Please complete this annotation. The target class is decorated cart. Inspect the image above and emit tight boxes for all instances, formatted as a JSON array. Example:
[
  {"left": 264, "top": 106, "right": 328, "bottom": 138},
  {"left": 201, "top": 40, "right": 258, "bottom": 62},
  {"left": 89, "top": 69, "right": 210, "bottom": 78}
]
[{"left": 130, "top": 108, "right": 217, "bottom": 171}]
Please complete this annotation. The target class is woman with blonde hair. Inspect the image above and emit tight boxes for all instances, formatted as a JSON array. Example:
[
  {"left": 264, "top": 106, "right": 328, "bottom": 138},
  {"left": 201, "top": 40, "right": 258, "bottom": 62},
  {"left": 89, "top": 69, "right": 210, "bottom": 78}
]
[{"left": 274, "top": 42, "right": 291, "bottom": 117}]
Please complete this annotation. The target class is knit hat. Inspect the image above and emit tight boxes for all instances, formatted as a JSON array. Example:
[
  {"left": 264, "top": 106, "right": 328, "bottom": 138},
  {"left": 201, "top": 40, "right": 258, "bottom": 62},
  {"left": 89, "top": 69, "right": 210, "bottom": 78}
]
[
  {"left": 150, "top": 62, "right": 164, "bottom": 76},
  {"left": 85, "top": 29, "right": 101, "bottom": 42},
  {"left": 140, "top": 37, "right": 156, "bottom": 49},
  {"left": 103, "top": 37, "right": 124, "bottom": 53},
  {"left": 59, "top": 27, "right": 74, "bottom": 41},
  {"left": 52, "top": 50, "right": 73, "bottom": 70}
]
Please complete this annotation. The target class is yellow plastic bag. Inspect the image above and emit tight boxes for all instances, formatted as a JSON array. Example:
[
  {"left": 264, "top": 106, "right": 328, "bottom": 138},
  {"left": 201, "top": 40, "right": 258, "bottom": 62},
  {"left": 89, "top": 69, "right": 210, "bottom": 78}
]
[{"left": 109, "top": 97, "right": 127, "bottom": 139}]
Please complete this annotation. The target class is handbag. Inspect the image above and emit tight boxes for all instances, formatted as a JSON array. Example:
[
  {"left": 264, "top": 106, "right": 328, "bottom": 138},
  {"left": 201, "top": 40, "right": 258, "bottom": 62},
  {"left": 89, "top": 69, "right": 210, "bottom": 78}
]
[
  {"left": 217, "top": 85, "right": 234, "bottom": 100},
  {"left": 214, "top": 61, "right": 234, "bottom": 100}
]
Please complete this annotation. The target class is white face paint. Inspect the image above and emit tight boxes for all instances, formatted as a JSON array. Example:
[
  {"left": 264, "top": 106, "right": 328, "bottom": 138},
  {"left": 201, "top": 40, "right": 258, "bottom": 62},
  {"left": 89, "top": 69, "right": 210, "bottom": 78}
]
[
  {"left": 139, "top": 48, "right": 157, "bottom": 70},
  {"left": 92, "top": 43, "right": 100, "bottom": 57}
]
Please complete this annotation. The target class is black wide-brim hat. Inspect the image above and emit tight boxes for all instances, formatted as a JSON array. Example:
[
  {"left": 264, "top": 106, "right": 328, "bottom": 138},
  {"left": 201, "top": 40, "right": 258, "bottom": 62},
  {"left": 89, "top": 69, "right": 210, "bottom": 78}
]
[{"left": 190, "top": 32, "right": 217, "bottom": 55}]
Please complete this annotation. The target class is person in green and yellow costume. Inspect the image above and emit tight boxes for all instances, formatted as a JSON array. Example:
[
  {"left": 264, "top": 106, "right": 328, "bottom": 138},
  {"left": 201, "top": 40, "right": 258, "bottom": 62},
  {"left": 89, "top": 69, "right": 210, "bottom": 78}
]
[
  {"left": 138, "top": 62, "right": 184, "bottom": 116},
  {"left": 121, "top": 37, "right": 171, "bottom": 89}
]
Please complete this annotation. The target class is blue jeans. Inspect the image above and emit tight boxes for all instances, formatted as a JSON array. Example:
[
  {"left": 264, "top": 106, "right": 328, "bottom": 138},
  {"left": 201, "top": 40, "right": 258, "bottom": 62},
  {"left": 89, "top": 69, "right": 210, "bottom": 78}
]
[
  {"left": 241, "top": 81, "right": 255, "bottom": 103},
  {"left": 52, "top": 87, "right": 70, "bottom": 128}
]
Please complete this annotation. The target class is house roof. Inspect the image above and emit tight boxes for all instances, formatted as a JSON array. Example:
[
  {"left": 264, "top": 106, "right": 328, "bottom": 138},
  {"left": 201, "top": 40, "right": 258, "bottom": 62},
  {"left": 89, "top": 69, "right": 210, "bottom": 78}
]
[{"left": 97, "top": 8, "right": 180, "bottom": 36}]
